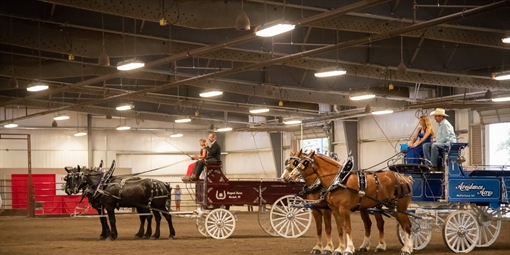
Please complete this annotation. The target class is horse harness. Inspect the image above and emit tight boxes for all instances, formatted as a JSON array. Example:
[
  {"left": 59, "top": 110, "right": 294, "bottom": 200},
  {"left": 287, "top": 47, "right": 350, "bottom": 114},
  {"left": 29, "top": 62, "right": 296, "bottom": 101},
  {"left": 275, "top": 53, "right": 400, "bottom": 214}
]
[{"left": 297, "top": 155, "right": 412, "bottom": 213}]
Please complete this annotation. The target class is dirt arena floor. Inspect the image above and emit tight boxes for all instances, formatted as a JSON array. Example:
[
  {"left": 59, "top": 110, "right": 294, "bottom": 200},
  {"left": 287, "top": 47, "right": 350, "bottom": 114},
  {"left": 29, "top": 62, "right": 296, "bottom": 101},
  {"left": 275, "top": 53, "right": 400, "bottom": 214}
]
[{"left": 1, "top": 211, "right": 510, "bottom": 255}]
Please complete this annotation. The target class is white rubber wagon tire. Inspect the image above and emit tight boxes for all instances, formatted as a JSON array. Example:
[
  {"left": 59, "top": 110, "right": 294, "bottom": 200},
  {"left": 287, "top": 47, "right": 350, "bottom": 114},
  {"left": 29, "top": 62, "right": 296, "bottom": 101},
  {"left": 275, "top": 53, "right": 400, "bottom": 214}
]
[
  {"left": 443, "top": 210, "right": 480, "bottom": 253},
  {"left": 472, "top": 205, "right": 501, "bottom": 247},
  {"left": 258, "top": 204, "right": 279, "bottom": 236},
  {"left": 397, "top": 215, "right": 432, "bottom": 250},
  {"left": 270, "top": 195, "right": 312, "bottom": 238},
  {"left": 205, "top": 209, "right": 236, "bottom": 239}
]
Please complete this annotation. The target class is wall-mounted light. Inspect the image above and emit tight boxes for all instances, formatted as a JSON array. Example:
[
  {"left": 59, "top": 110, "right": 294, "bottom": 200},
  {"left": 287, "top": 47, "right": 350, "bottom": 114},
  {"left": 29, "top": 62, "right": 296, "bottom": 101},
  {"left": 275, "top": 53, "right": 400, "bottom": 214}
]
[
  {"left": 170, "top": 133, "right": 183, "bottom": 138},
  {"left": 116, "top": 124, "right": 131, "bottom": 130},
  {"left": 249, "top": 107, "right": 270, "bottom": 114},
  {"left": 217, "top": 127, "right": 233, "bottom": 132},
  {"left": 314, "top": 67, "right": 347, "bottom": 78},
  {"left": 117, "top": 58, "right": 145, "bottom": 71},
  {"left": 4, "top": 123, "right": 18, "bottom": 128},
  {"left": 283, "top": 120, "right": 302, "bottom": 125},
  {"left": 492, "top": 71, "right": 510, "bottom": 81},
  {"left": 199, "top": 90, "right": 223, "bottom": 97},
  {"left": 175, "top": 117, "right": 191, "bottom": 123},
  {"left": 116, "top": 102, "right": 134, "bottom": 111},
  {"left": 27, "top": 82, "right": 49, "bottom": 92},
  {"left": 255, "top": 20, "right": 295, "bottom": 37},
  {"left": 372, "top": 109, "right": 394, "bottom": 115},
  {"left": 350, "top": 93, "right": 375, "bottom": 101},
  {"left": 53, "top": 114, "right": 70, "bottom": 120},
  {"left": 492, "top": 96, "right": 510, "bottom": 102},
  {"left": 74, "top": 131, "right": 87, "bottom": 137}
]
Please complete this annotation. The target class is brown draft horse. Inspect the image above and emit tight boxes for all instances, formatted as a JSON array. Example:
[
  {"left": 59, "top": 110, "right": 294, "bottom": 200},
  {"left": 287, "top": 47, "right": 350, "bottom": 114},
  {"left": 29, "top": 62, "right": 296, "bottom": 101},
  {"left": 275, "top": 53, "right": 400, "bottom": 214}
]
[
  {"left": 289, "top": 151, "right": 413, "bottom": 255},
  {"left": 282, "top": 150, "right": 387, "bottom": 253},
  {"left": 281, "top": 150, "right": 386, "bottom": 254}
]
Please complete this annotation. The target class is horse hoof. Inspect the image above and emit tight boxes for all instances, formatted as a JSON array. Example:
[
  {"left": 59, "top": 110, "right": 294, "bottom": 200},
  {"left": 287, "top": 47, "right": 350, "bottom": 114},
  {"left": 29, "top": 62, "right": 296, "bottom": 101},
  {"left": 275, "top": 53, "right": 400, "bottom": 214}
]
[
  {"left": 375, "top": 248, "right": 386, "bottom": 252},
  {"left": 332, "top": 252, "right": 342, "bottom": 255},
  {"left": 400, "top": 252, "right": 410, "bottom": 255},
  {"left": 151, "top": 236, "right": 159, "bottom": 240},
  {"left": 344, "top": 252, "right": 353, "bottom": 255},
  {"left": 99, "top": 236, "right": 107, "bottom": 240},
  {"left": 322, "top": 250, "right": 332, "bottom": 255},
  {"left": 133, "top": 235, "right": 142, "bottom": 239},
  {"left": 310, "top": 249, "right": 321, "bottom": 254},
  {"left": 169, "top": 235, "right": 175, "bottom": 240},
  {"left": 359, "top": 247, "right": 368, "bottom": 252}
]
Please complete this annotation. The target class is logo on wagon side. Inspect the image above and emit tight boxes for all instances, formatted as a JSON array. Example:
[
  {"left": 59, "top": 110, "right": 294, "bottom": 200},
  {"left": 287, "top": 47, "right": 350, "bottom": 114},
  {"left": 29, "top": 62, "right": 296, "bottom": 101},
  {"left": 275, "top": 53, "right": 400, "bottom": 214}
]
[{"left": 455, "top": 182, "right": 494, "bottom": 197}]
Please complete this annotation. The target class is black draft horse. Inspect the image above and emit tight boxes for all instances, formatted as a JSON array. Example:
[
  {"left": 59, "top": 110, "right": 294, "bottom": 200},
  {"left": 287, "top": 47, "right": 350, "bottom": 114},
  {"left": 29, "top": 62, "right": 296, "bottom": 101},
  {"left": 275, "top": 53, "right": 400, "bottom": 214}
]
[{"left": 64, "top": 160, "right": 175, "bottom": 240}]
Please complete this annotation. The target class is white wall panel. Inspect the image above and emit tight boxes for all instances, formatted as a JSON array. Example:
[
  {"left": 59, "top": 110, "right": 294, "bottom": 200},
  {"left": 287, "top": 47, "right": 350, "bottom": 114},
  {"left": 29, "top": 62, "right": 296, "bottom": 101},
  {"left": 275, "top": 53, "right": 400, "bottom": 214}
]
[
  {"left": 226, "top": 132, "right": 271, "bottom": 151},
  {"left": 224, "top": 152, "right": 276, "bottom": 177},
  {"left": 333, "top": 120, "right": 346, "bottom": 143},
  {"left": 360, "top": 141, "right": 401, "bottom": 169},
  {"left": 359, "top": 111, "right": 423, "bottom": 141}
]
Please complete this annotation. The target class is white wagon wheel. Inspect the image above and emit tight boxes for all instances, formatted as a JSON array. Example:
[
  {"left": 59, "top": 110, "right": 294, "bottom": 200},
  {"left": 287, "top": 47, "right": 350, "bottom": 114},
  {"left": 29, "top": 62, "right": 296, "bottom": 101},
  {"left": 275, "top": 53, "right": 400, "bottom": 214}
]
[
  {"left": 442, "top": 210, "right": 480, "bottom": 253},
  {"left": 205, "top": 208, "right": 236, "bottom": 239},
  {"left": 472, "top": 205, "right": 501, "bottom": 247},
  {"left": 258, "top": 204, "right": 279, "bottom": 236},
  {"left": 397, "top": 215, "right": 432, "bottom": 250},
  {"left": 270, "top": 195, "right": 312, "bottom": 238},
  {"left": 195, "top": 214, "right": 210, "bottom": 237}
]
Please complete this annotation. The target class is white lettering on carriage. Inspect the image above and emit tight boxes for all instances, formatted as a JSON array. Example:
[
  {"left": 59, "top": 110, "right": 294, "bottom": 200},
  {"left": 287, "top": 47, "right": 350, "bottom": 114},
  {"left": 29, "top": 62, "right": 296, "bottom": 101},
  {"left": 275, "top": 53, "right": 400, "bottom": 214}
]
[
  {"left": 226, "top": 191, "right": 243, "bottom": 199},
  {"left": 455, "top": 182, "right": 494, "bottom": 197}
]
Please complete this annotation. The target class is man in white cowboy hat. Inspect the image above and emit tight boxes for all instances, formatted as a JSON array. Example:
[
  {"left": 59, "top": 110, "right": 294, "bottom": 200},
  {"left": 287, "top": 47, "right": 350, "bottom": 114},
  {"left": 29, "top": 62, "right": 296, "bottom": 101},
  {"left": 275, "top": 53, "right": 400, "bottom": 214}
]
[{"left": 423, "top": 108, "right": 457, "bottom": 171}]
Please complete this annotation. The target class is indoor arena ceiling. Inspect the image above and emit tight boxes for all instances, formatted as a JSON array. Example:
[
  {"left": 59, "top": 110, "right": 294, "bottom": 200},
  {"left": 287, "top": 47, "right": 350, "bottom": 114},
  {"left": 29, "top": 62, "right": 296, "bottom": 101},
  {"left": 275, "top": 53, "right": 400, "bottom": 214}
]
[{"left": 0, "top": 0, "right": 509, "bottom": 132}]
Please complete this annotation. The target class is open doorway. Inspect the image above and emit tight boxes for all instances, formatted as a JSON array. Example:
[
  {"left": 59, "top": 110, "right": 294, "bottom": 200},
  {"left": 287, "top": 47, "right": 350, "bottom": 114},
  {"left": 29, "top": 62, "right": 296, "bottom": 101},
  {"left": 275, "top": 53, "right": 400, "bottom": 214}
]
[{"left": 487, "top": 122, "right": 510, "bottom": 166}]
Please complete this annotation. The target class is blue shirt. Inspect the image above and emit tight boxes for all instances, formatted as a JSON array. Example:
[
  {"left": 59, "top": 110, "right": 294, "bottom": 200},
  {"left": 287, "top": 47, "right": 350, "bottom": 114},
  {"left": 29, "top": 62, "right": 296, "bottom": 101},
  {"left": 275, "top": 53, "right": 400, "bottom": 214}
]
[
  {"left": 436, "top": 118, "right": 456, "bottom": 143},
  {"left": 175, "top": 189, "right": 181, "bottom": 201}
]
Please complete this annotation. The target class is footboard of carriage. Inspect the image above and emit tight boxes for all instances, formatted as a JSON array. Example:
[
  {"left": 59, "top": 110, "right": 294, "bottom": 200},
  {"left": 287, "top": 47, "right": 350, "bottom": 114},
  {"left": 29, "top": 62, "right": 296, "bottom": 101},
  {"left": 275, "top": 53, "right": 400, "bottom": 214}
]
[
  {"left": 390, "top": 142, "right": 510, "bottom": 253},
  {"left": 190, "top": 161, "right": 312, "bottom": 239}
]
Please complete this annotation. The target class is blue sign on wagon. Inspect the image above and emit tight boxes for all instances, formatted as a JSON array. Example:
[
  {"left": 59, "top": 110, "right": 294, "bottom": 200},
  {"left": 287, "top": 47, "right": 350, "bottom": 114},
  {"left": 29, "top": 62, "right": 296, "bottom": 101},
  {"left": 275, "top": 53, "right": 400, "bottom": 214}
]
[{"left": 448, "top": 179, "right": 500, "bottom": 201}]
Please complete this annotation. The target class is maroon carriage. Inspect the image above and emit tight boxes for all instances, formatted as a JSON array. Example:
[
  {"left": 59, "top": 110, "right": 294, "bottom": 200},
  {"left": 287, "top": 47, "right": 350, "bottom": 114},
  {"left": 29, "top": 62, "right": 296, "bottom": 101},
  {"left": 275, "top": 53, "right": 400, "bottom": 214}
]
[{"left": 182, "top": 161, "right": 312, "bottom": 239}]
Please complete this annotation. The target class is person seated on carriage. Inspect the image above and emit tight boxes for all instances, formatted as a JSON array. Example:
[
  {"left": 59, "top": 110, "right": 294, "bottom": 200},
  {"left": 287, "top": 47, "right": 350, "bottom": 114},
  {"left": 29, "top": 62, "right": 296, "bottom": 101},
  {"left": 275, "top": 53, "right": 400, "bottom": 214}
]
[
  {"left": 405, "top": 115, "right": 434, "bottom": 164},
  {"left": 182, "top": 133, "right": 221, "bottom": 182},
  {"left": 423, "top": 108, "right": 456, "bottom": 171},
  {"left": 184, "top": 138, "right": 208, "bottom": 177}
]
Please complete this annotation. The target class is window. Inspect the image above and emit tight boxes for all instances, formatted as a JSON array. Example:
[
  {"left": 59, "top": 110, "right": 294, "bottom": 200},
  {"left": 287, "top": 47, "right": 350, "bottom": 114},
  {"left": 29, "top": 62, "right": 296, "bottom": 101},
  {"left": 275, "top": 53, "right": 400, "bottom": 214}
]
[
  {"left": 301, "top": 138, "right": 329, "bottom": 155},
  {"left": 487, "top": 122, "right": 510, "bottom": 165}
]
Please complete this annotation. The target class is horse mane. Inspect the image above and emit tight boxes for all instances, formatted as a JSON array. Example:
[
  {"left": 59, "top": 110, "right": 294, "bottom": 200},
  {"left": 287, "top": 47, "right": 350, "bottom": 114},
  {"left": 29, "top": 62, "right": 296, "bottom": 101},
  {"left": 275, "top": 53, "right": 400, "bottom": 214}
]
[{"left": 314, "top": 153, "right": 342, "bottom": 168}]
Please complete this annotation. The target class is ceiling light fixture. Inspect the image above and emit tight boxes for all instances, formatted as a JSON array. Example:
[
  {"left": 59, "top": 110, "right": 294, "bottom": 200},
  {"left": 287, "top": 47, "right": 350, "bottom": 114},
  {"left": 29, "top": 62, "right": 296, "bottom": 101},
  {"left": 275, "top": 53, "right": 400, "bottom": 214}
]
[
  {"left": 236, "top": 0, "right": 250, "bottom": 31},
  {"left": 98, "top": 12, "right": 110, "bottom": 66},
  {"left": 117, "top": 58, "right": 145, "bottom": 71},
  {"left": 217, "top": 127, "right": 233, "bottom": 132},
  {"left": 199, "top": 90, "right": 223, "bottom": 97},
  {"left": 283, "top": 120, "right": 302, "bottom": 125},
  {"left": 249, "top": 107, "right": 270, "bottom": 114},
  {"left": 116, "top": 102, "right": 134, "bottom": 111},
  {"left": 350, "top": 93, "right": 376, "bottom": 101},
  {"left": 314, "top": 67, "right": 347, "bottom": 78},
  {"left": 116, "top": 124, "right": 131, "bottom": 131},
  {"left": 255, "top": 20, "right": 295, "bottom": 37},
  {"left": 27, "top": 82, "right": 49, "bottom": 92},
  {"left": 53, "top": 114, "right": 70, "bottom": 121},
  {"left": 175, "top": 117, "right": 192, "bottom": 123},
  {"left": 52, "top": 120, "right": 58, "bottom": 128},
  {"left": 492, "top": 71, "right": 510, "bottom": 81},
  {"left": 502, "top": 36, "right": 510, "bottom": 43},
  {"left": 4, "top": 123, "right": 18, "bottom": 128},
  {"left": 74, "top": 131, "right": 87, "bottom": 137},
  {"left": 170, "top": 133, "right": 184, "bottom": 138},
  {"left": 372, "top": 109, "right": 394, "bottom": 115},
  {"left": 492, "top": 96, "right": 510, "bottom": 102}
]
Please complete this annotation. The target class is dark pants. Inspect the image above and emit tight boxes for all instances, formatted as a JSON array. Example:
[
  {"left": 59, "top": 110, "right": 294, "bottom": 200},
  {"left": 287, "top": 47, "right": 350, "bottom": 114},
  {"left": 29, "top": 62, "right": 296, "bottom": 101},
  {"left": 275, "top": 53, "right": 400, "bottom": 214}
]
[{"left": 192, "top": 159, "right": 218, "bottom": 177}]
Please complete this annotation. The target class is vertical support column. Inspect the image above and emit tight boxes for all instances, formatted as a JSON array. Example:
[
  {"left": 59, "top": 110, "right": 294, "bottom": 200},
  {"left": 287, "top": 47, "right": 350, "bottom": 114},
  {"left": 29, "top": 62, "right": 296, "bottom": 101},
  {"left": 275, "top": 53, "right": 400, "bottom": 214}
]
[
  {"left": 27, "top": 134, "right": 34, "bottom": 217},
  {"left": 343, "top": 121, "right": 359, "bottom": 169},
  {"left": 87, "top": 114, "right": 93, "bottom": 167},
  {"left": 269, "top": 132, "right": 283, "bottom": 178}
]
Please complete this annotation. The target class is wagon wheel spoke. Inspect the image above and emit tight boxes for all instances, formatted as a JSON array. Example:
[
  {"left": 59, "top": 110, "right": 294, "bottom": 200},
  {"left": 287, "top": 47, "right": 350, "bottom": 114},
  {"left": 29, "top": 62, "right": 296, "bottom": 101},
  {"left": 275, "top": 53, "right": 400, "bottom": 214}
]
[{"left": 269, "top": 195, "right": 312, "bottom": 238}]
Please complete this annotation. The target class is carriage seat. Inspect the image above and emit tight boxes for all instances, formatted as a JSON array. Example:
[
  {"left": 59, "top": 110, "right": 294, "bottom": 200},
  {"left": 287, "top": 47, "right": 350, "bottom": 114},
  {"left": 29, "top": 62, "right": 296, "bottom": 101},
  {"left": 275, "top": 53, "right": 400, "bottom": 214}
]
[
  {"left": 388, "top": 164, "right": 430, "bottom": 174},
  {"left": 468, "top": 170, "right": 510, "bottom": 177}
]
